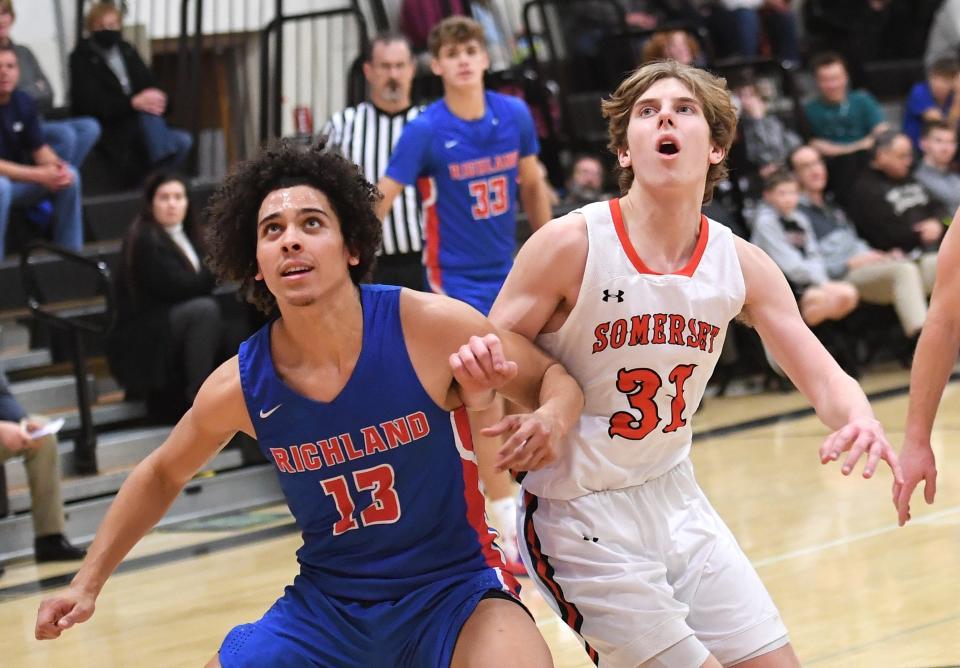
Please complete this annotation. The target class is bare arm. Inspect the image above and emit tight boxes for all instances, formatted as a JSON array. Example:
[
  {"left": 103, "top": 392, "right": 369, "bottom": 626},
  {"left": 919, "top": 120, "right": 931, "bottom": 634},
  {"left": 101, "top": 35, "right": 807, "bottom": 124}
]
[
  {"left": 895, "top": 218, "right": 960, "bottom": 523},
  {"left": 488, "top": 212, "right": 587, "bottom": 339},
  {"left": 33, "top": 144, "right": 62, "bottom": 167},
  {"left": 809, "top": 136, "right": 873, "bottom": 157},
  {"left": 735, "top": 237, "right": 902, "bottom": 480},
  {"left": 36, "top": 358, "right": 253, "bottom": 638},
  {"left": 0, "top": 157, "right": 45, "bottom": 183},
  {"left": 517, "top": 155, "right": 552, "bottom": 231},
  {"left": 404, "top": 289, "right": 583, "bottom": 472},
  {"left": 375, "top": 176, "right": 405, "bottom": 222}
]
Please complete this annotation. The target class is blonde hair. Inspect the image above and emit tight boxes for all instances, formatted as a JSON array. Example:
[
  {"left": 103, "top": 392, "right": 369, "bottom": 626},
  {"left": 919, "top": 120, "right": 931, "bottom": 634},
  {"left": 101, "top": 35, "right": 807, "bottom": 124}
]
[
  {"left": 84, "top": 2, "right": 122, "bottom": 33},
  {"left": 427, "top": 16, "right": 486, "bottom": 57},
  {"left": 601, "top": 60, "right": 737, "bottom": 202}
]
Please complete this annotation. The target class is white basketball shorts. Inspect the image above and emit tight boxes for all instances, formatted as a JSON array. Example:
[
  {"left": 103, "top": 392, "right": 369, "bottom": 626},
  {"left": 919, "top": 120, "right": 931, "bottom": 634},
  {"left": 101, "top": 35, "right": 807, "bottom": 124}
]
[{"left": 517, "top": 458, "right": 787, "bottom": 667}]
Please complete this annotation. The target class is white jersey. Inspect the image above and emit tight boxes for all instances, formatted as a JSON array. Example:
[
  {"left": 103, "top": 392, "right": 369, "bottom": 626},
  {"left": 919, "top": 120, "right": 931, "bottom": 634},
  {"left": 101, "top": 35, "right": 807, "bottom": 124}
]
[{"left": 524, "top": 199, "right": 746, "bottom": 500}]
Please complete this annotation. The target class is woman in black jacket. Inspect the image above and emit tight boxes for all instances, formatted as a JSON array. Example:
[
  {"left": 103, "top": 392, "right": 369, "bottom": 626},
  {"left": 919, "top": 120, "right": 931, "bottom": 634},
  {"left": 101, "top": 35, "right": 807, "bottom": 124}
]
[
  {"left": 69, "top": 2, "right": 192, "bottom": 185},
  {"left": 109, "top": 172, "right": 222, "bottom": 419}
]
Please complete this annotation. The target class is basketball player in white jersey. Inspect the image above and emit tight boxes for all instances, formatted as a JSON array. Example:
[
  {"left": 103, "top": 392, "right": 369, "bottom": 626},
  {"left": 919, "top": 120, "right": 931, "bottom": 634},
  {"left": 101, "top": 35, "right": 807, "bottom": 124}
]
[{"left": 486, "top": 61, "right": 904, "bottom": 667}]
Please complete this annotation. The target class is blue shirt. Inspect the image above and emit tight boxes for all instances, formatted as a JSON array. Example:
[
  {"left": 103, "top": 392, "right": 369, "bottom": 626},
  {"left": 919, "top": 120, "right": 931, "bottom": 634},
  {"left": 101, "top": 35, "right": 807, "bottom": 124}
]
[
  {"left": 803, "top": 89, "right": 885, "bottom": 144},
  {"left": 385, "top": 91, "right": 539, "bottom": 273},
  {"left": 238, "top": 285, "right": 513, "bottom": 601},
  {"left": 0, "top": 90, "right": 43, "bottom": 163},
  {"left": 903, "top": 82, "right": 950, "bottom": 150}
]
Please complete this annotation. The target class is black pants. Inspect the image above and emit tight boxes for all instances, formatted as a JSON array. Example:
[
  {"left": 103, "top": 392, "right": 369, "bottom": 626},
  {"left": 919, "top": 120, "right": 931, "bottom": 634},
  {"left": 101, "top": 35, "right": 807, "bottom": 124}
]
[{"left": 372, "top": 252, "right": 424, "bottom": 291}]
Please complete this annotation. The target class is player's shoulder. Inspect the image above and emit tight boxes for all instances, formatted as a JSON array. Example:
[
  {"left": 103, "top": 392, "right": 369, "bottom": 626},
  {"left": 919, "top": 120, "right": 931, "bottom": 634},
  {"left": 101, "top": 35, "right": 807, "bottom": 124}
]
[
  {"left": 489, "top": 90, "right": 532, "bottom": 118},
  {"left": 520, "top": 210, "right": 589, "bottom": 265},
  {"left": 399, "top": 289, "right": 492, "bottom": 348},
  {"left": 191, "top": 355, "right": 250, "bottom": 430}
]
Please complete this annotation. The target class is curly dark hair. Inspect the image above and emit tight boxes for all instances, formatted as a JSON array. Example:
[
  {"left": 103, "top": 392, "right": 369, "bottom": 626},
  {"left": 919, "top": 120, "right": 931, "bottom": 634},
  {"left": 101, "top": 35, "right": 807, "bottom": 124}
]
[{"left": 204, "top": 138, "right": 382, "bottom": 314}]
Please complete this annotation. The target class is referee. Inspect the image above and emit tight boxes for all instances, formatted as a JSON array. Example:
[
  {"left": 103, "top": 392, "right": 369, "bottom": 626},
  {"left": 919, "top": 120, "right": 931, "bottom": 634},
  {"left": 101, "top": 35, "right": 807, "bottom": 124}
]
[{"left": 321, "top": 33, "right": 425, "bottom": 290}]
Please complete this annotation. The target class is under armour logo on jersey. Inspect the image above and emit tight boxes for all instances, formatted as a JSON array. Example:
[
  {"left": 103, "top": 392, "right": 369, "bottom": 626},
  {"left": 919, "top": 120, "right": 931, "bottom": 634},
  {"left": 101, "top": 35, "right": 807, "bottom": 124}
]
[
  {"left": 259, "top": 404, "right": 282, "bottom": 419},
  {"left": 444, "top": 139, "right": 459, "bottom": 149},
  {"left": 602, "top": 290, "right": 625, "bottom": 303}
]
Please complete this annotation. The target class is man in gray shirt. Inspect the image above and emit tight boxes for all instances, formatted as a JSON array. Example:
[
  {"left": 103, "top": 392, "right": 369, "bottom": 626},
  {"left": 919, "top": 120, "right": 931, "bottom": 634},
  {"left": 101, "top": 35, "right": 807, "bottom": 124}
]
[
  {"left": 914, "top": 120, "right": 960, "bottom": 215},
  {"left": 790, "top": 144, "right": 931, "bottom": 339}
]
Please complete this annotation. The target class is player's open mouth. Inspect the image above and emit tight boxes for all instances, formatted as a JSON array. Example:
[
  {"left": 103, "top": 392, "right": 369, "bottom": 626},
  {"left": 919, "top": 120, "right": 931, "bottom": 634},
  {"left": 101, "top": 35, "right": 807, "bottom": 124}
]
[
  {"left": 280, "top": 264, "right": 313, "bottom": 277},
  {"left": 657, "top": 139, "right": 680, "bottom": 155}
]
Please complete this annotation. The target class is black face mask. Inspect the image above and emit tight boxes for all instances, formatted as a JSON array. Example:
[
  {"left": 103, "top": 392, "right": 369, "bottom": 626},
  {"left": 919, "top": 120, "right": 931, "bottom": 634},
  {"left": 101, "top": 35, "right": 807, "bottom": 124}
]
[{"left": 91, "top": 29, "right": 121, "bottom": 49}]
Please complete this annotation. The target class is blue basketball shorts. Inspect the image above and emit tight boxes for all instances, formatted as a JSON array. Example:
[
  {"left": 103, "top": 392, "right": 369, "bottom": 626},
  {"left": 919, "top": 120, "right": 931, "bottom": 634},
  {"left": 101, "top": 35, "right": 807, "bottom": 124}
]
[
  {"left": 218, "top": 568, "right": 521, "bottom": 667},
  {"left": 425, "top": 264, "right": 511, "bottom": 316}
]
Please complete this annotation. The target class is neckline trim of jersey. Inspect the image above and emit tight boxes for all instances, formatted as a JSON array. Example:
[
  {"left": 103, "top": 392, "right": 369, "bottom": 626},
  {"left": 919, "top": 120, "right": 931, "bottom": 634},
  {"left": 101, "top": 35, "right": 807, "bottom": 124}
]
[{"left": 609, "top": 198, "right": 709, "bottom": 278}]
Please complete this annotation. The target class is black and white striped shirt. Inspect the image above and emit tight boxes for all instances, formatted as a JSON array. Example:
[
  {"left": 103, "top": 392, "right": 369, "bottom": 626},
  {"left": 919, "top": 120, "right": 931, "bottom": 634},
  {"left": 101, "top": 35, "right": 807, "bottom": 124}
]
[{"left": 322, "top": 102, "right": 424, "bottom": 256}]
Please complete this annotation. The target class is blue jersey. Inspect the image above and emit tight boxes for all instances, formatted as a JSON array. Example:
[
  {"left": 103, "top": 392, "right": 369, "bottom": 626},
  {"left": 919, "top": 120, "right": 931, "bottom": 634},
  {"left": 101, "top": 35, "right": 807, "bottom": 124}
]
[
  {"left": 385, "top": 91, "right": 540, "bottom": 284},
  {"left": 238, "top": 285, "right": 517, "bottom": 602}
]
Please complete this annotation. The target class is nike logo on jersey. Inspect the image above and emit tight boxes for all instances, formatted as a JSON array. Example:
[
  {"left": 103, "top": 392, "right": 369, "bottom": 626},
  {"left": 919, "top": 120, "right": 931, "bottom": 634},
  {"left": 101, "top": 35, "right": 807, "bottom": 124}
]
[
  {"left": 259, "top": 404, "right": 282, "bottom": 419},
  {"left": 602, "top": 289, "right": 625, "bottom": 303},
  {"left": 445, "top": 139, "right": 459, "bottom": 149}
]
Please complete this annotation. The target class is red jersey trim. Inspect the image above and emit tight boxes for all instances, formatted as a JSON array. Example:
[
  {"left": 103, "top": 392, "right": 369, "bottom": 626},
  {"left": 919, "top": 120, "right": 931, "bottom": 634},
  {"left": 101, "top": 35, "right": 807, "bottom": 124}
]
[{"left": 609, "top": 198, "right": 709, "bottom": 278}]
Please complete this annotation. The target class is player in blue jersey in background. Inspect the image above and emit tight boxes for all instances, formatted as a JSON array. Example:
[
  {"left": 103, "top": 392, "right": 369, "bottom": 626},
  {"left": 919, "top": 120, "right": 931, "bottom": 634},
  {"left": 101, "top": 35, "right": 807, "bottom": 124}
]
[
  {"left": 376, "top": 16, "right": 552, "bottom": 315},
  {"left": 377, "top": 16, "right": 554, "bottom": 571},
  {"left": 34, "top": 140, "right": 583, "bottom": 668}
]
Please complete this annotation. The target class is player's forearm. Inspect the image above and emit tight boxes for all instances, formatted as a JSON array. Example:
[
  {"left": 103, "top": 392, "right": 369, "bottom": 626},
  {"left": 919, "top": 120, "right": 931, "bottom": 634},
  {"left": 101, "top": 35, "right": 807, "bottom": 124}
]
[
  {"left": 520, "top": 181, "right": 552, "bottom": 231},
  {"left": 69, "top": 454, "right": 186, "bottom": 597},
  {"left": 811, "top": 367, "right": 876, "bottom": 430},
  {"left": 533, "top": 363, "right": 584, "bottom": 438},
  {"left": 904, "top": 312, "right": 960, "bottom": 444}
]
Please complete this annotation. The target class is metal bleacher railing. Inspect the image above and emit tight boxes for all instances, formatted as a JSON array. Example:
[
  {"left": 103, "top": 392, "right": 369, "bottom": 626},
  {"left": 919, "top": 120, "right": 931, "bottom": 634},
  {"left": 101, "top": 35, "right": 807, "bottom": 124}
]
[{"left": 19, "top": 242, "right": 117, "bottom": 476}]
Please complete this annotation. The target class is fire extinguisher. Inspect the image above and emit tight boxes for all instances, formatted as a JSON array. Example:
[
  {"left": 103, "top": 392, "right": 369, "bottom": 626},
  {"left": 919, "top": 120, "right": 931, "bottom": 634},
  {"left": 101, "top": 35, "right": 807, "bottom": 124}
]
[{"left": 293, "top": 105, "right": 314, "bottom": 135}]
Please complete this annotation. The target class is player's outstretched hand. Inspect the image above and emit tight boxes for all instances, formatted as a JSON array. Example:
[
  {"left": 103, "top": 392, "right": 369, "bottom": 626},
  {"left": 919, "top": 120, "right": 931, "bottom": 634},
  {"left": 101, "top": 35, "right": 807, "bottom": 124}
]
[
  {"left": 483, "top": 412, "right": 559, "bottom": 473},
  {"left": 892, "top": 439, "right": 937, "bottom": 527},
  {"left": 819, "top": 417, "right": 904, "bottom": 483},
  {"left": 450, "top": 334, "right": 519, "bottom": 410},
  {"left": 36, "top": 586, "right": 96, "bottom": 639}
]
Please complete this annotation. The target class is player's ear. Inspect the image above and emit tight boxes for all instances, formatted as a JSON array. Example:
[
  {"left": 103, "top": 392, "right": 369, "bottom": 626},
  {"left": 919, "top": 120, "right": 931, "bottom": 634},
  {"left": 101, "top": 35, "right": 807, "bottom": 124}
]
[
  {"left": 429, "top": 56, "right": 443, "bottom": 77},
  {"left": 708, "top": 142, "right": 725, "bottom": 166},
  {"left": 618, "top": 145, "right": 631, "bottom": 169}
]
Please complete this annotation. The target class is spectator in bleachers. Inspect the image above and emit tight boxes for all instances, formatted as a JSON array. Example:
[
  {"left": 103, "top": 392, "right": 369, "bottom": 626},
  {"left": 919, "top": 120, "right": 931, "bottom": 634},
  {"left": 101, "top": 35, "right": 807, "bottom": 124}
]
[
  {"left": 108, "top": 172, "right": 222, "bottom": 420},
  {"left": 791, "top": 144, "right": 930, "bottom": 340},
  {"left": 0, "top": 46, "right": 82, "bottom": 258},
  {"left": 847, "top": 131, "right": 944, "bottom": 290},
  {"left": 69, "top": 2, "right": 192, "bottom": 183},
  {"left": 925, "top": 0, "right": 960, "bottom": 67},
  {"left": 0, "top": 369, "right": 86, "bottom": 571},
  {"left": 736, "top": 79, "right": 801, "bottom": 180},
  {"left": 750, "top": 169, "right": 859, "bottom": 327},
  {"left": 640, "top": 30, "right": 701, "bottom": 66},
  {"left": 903, "top": 56, "right": 960, "bottom": 152},
  {"left": 321, "top": 33, "right": 424, "bottom": 291},
  {"left": 915, "top": 120, "right": 960, "bottom": 215},
  {"left": 0, "top": 0, "right": 100, "bottom": 170},
  {"left": 707, "top": 0, "right": 800, "bottom": 64},
  {"left": 804, "top": 51, "right": 889, "bottom": 205},
  {"left": 804, "top": 52, "right": 889, "bottom": 158},
  {"left": 562, "top": 154, "right": 611, "bottom": 207}
]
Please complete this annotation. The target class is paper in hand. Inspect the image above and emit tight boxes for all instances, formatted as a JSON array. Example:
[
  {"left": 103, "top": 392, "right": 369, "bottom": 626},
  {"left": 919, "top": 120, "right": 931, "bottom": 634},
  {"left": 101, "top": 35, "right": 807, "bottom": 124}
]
[{"left": 27, "top": 418, "right": 65, "bottom": 440}]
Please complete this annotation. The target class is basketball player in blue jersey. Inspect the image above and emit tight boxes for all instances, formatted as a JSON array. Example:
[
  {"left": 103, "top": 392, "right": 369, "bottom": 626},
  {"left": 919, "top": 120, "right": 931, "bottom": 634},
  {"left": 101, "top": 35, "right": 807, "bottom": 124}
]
[
  {"left": 376, "top": 15, "right": 552, "bottom": 317},
  {"left": 34, "top": 140, "right": 583, "bottom": 668},
  {"left": 376, "top": 15, "right": 554, "bottom": 574},
  {"left": 488, "top": 61, "right": 904, "bottom": 667}
]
